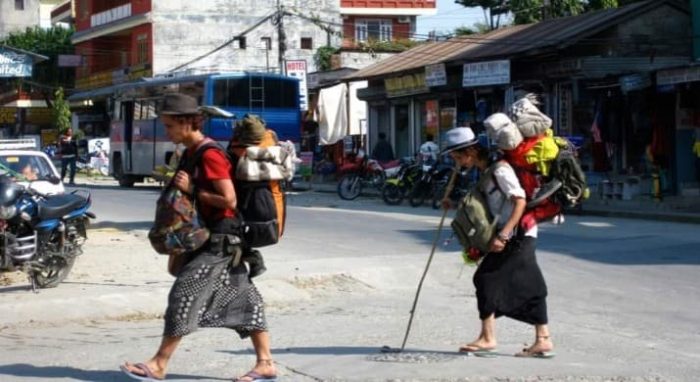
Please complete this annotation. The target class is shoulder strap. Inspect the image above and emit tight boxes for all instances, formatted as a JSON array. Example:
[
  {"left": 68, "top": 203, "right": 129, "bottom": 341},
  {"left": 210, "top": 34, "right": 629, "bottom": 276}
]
[{"left": 178, "top": 138, "right": 223, "bottom": 175}]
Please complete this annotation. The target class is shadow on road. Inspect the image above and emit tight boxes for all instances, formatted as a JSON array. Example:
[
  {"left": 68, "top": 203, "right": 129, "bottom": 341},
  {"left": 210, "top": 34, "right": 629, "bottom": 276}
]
[
  {"left": 67, "top": 183, "right": 162, "bottom": 192},
  {"left": 221, "top": 345, "right": 459, "bottom": 357},
  {"left": 0, "top": 364, "right": 226, "bottom": 381},
  {"left": 91, "top": 220, "right": 152, "bottom": 231}
]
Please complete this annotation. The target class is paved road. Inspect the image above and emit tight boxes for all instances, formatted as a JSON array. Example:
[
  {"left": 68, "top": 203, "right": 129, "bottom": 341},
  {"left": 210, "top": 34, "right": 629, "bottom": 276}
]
[{"left": 1, "top": 187, "right": 699, "bottom": 381}]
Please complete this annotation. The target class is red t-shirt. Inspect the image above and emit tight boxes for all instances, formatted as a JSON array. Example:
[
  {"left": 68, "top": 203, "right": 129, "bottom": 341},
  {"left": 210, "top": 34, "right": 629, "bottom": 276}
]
[{"left": 186, "top": 146, "right": 236, "bottom": 223}]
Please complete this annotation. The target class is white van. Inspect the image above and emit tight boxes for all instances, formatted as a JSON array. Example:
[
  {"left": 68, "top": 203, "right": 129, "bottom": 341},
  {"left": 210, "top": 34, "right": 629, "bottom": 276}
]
[{"left": 0, "top": 140, "right": 65, "bottom": 195}]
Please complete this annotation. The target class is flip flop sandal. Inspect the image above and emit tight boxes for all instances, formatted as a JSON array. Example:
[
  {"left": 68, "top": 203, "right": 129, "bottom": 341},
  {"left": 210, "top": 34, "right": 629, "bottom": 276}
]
[
  {"left": 120, "top": 363, "right": 164, "bottom": 381},
  {"left": 458, "top": 345, "right": 498, "bottom": 358},
  {"left": 233, "top": 371, "right": 278, "bottom": 382},
  {"left": 515, "top": 348, "right": 556, "bottom": 359}
]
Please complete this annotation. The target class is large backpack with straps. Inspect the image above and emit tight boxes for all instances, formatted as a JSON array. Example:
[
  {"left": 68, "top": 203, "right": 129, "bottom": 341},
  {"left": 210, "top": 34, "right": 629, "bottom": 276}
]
[
  {"left": 228, "top": 127, "right": 294, "bottom": 248},
  {"left": 148, "top": 141, "right": 214, "bottom": 257},
  {"left": 450, "top": 163, "right": 505, "bottom": 253},
  {"left": 504, "top": 135, "right": 588, "bottom": 225}
]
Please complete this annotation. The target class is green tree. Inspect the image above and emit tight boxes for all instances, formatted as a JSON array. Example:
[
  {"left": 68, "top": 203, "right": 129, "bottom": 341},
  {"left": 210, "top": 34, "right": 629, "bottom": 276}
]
[
  {"left": 587, "top": 0, "right": 618, "bottom": 9},
  {"left": 1, "top": 26, "right": 75, "bottom": 89},
  {"left": 457, "top": 0, "right": 649, "bottom": 26},
  {"left": 454, "top": 22, "right": 492, "bottom": 36},
  {"left": 454, "top": 0, "right": 508, "bottom": 29},
  {"left": 314, "top": 46, "right": 339, "bottom": 71},
  {"left": 52, "top": 87, "right": 71, "bottom": 134}
]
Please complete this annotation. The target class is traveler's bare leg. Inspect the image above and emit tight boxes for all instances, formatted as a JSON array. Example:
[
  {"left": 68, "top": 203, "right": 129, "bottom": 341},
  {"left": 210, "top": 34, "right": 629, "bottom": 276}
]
[{"left": 123, "top": 335, "right": 181, "bottom": 379}]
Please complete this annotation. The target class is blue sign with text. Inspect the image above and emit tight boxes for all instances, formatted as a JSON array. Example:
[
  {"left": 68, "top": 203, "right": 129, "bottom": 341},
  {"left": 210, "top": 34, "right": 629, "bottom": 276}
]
[{"left": 0, "top": 48, "right": 32, "bottom": 77}]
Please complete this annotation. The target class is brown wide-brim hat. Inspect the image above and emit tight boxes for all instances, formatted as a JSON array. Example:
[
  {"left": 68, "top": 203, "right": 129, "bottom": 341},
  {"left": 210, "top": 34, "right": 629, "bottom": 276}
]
[{"left": 159, "top": 93, "right": 200, "bottom": 115}]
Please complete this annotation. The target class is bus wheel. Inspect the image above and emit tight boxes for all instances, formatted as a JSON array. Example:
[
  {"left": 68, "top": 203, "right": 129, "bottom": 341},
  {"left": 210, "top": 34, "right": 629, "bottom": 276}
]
[{"left": 114, "top": 157, "right": 135, "bottom": 188}]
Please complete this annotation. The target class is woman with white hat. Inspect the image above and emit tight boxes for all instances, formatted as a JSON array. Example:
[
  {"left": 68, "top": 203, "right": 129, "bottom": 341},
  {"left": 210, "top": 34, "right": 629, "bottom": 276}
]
[{"left": 443, "top": 127, "right": 555, "bottom": 358}]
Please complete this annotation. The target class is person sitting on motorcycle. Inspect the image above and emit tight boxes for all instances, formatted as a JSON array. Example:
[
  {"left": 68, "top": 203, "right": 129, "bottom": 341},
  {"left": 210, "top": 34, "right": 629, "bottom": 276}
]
[
  {"left": 418, "top": 134, "right": 439, "bottom": 166},
  {"left": 371, "top": 132, "right": 395, "bottom": 164}
]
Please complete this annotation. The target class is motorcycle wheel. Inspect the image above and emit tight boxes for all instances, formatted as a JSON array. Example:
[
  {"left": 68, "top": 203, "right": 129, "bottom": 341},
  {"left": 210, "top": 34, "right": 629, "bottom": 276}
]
[
  {"left": 408, "top": 182, "right": 429, "bottom": 207},
  {"left": 31, "top": 255, "right": 75, "bottom": 289},
  {"left": 431, "top": 183, "right": 446, "bottom": 210},
  {"left": 382, "top": 184, "right": 404, "bottom": 205},
  {"left": 337, "top": 174, "right": 362, "bottom": 200}
]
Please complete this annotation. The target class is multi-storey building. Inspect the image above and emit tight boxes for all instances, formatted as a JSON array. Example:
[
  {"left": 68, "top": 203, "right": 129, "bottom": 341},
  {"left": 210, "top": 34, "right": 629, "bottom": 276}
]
[
  {"left": 0, "top": 0, "right": 65, "bottom": 37},
  {"left": 71, "top": 0, "right": 341, "bottom": 91},
  {"left": 340, "top": 0, "right": 435, "bottom": 48}
]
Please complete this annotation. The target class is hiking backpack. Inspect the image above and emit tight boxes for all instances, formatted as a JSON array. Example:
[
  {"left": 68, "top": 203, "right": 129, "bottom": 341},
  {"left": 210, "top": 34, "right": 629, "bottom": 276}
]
[
  {"left": 450, "top": 163, "right": 505, "bottom": 253},
  {"left": 228, "top": 128, "right": 296, "bottom": 248},
  {"left": 504, "top": 136, "right": 589, "bottom": 225}
]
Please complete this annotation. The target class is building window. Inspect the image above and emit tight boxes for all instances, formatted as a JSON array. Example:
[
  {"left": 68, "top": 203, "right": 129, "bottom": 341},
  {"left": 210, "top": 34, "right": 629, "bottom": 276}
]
[
  {"left": 15, "top": 0, "right": 24, "bottom": 10},
  {"left": 237, "top": 37, "right": 247, "bottom": 49},
  {"left": 355, "top": 19, "right": 392, "bottom": 43},
  {"left": 137, "top": 34, "right": 148, "bottom": 64},
  {"left": 300, "top": 37, "right": 312, "bottom": 50},
  {"left": 261, "top": 37, "right": 271, "bottom": 50},
  {"left": 79, "top": 0, "right": 89, "bottom": 19}
]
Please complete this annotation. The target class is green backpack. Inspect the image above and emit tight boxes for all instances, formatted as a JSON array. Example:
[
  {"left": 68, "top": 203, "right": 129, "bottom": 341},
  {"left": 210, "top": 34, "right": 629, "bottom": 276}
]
[{"left": 450, "top": 163, "right": 505, "bottom": 253}]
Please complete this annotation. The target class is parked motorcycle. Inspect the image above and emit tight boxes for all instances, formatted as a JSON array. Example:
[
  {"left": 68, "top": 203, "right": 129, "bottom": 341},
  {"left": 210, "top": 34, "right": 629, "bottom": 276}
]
[
  {"left": 0, "top": 175, "right": 95, "bottom": 290},
  {"left": 430, "top": 167, "right": 474, "bottom": 209},
  {"left": 407, "top": 160, "right": 454, "bottom": 207},
  {"left": 337, "top": 150, "right": 399, "bottom": 200},
  {"left": 382, "top": 160, "right": 421, "bottom": 205}
]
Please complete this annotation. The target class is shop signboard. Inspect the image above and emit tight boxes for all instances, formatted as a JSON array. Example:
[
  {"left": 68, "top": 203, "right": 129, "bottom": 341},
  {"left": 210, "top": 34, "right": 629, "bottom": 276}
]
[
  {"left": 58, "top": 54, "right": 83, "bottom": 67},
  {"left": 0, "top": 48, "right": 32, "bottom": 77},
  {"left": 426, "top": 100, "right": 438, "bottom": 135},
  {"left": 0, "top": 108, "right": 16, "bottom": 125},
  {"left": 425, "top": 63, "right": 446, "bottom": 87},
  {"left": 462, "top": 60, "right": 510, "bottom": 87},
  {"left": 657, "top": 66, "right": 700, "bottom": 85},
  {"left": 298, "top": 151, "right": 314, "bottom": 178},
  {"left": 384, "top": 72, "right": 428, "bottom": 98},
  {"left": 619, "top": 74, "right": 651, "bottom": 93},
  {"left": 286, "top": 60, "right": 309, "bottom": 111}
]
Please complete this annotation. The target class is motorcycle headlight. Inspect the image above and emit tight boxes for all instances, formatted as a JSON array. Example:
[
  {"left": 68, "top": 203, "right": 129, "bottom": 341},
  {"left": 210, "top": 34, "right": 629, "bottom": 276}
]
[{"left": 0, "top": 205, "right": 17, "bottom": 219}]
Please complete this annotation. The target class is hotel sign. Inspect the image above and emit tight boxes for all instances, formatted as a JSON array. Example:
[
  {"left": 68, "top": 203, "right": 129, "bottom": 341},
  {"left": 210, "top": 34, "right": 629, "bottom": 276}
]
[
  {"left": 0, "top": 48, "right": 32, "bottom": 77},
  {"left": 462, "top": 60, "right": 510, "bottom": 87},
  {"left": 384, "top": 72, "right": 428, "bottom": 98}
]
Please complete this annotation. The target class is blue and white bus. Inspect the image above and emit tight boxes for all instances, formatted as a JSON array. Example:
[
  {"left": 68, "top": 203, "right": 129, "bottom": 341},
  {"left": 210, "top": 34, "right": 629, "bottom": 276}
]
[{"left": 105, "top": 72, "right": 300, "bottom": 187}]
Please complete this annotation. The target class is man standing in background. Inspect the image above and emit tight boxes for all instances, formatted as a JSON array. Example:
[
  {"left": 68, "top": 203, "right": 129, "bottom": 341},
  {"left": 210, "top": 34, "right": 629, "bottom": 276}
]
[{"left": 59, "top": 129, "right": 77, "bottom": 185}]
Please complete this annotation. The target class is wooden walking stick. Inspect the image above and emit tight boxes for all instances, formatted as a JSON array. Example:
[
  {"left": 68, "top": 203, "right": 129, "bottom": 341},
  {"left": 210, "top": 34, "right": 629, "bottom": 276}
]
[{"left": 381, "top": 166, "right": 460, "bottom": 353}]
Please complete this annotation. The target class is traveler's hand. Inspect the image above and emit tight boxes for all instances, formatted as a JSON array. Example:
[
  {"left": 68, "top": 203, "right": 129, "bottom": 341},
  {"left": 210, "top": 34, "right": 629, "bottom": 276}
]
[
  {"left": 173, "top": 171, "right": 192, "bottom": 195},
  {"left": 489, "top": 237, "right": 507, "bottom": 253},
  {"left": 441, "top": 198, "right": 453, "bottom": 210}
]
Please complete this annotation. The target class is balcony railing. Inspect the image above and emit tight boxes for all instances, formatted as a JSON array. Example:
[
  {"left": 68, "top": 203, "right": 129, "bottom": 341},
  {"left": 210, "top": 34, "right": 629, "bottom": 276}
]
[
  {"left": 91, "top": 3, "right": 132, "bottom": 28},
  {"left": 340, "top": 0, "right": 436, "bottom": 8}
]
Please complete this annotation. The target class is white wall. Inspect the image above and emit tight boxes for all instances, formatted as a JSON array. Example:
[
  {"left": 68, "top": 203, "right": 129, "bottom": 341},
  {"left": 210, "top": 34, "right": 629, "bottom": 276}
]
[
  {"left": 0, "top": 0, "right": 41, "bottom": 37},
  {"left": 151, "top": 0, "right": 341, "bottom": 75}
]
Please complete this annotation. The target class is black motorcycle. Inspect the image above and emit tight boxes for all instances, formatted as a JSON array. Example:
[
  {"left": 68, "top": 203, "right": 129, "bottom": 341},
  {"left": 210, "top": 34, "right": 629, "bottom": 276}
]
[
  {"left": 430, "top": 167, "right": 474, "bottom": 209},
  {"left": 0, "top": 176, "right": 95, "bottom": 290}
]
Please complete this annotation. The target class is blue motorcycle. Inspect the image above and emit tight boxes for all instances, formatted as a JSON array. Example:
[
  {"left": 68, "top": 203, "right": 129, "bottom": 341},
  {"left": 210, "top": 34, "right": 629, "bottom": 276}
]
[{"left": 0, "top": 175, "right": 95, "bottom": 290}]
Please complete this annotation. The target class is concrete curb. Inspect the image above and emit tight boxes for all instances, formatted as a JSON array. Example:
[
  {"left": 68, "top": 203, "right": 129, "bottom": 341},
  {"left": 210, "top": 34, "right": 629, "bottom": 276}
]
[{"left": 580, "top": 208, "right": 700, "bottom": 224}]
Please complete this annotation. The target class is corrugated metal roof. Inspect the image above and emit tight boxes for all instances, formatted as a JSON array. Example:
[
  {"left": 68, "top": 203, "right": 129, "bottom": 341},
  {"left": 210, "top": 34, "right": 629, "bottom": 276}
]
[{"left": 346, "top": 0, "right": 685, "bottom": 81}]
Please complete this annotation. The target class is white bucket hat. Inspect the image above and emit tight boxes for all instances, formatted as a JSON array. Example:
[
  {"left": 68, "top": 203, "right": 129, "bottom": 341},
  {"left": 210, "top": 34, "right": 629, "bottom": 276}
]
[{"left": 442, "top": 127, "right": 478, "bottom": 154}]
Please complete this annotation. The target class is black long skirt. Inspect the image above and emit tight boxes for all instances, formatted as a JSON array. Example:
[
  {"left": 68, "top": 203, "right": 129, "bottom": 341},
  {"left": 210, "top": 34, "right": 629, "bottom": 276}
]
[
  {"left": 472, "top": 237, "right": 548, "bottom": 325},
  {"left": 163, "top": 247, "right": 267, "bottom": 338}
]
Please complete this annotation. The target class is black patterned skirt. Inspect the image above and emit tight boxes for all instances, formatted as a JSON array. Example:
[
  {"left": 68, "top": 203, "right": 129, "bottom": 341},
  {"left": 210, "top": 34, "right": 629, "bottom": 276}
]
[
  {"left": 472, "top": 237, "right": 548, "bottom": 325},
  {"left": 163, "top": 247, "right": 267, "bottom": 338}
]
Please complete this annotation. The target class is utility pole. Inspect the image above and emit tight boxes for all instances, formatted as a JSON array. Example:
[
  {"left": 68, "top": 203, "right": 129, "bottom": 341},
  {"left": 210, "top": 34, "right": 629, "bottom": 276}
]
[
  {"left": 542, "top": 0, "right": 551, "bottom": 21},
  {"left": 276, "top": 0, "right": 286, "bottom": 74}
]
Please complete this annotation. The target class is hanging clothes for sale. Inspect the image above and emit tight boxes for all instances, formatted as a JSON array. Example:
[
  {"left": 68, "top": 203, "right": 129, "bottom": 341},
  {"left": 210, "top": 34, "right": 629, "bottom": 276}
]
[{"left": 317, "top": 83, "right": 348, "bottom": 145}]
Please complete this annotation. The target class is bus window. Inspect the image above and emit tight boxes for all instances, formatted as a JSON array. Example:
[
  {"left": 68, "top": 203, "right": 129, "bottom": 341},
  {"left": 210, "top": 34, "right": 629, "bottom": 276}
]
[
  {"left": 213, "top": 78, "right": 249, "bottom": 108},
  {"left": 264, "top": 79, "right": 297, "bottom": 108}
]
